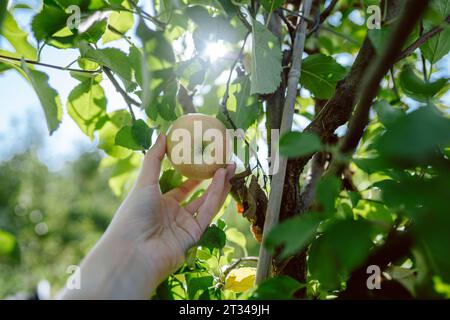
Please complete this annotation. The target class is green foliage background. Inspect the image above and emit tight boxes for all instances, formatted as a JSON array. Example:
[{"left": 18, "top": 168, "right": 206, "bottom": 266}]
[{"left": 0, "top": 0, "right": 450, "bottom": 299}]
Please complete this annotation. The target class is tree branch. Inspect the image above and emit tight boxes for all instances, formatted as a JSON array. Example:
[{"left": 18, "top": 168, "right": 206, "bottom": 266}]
[
  {"left": 256, "top": 0, "right": 313, "bottom": 285},
  {"left": 103, "top": 67, "right": 139, "bottom": 121},
  {"left": 397, "top": 15, "right": 450, "bottom": 61},
  {"left": 319, "top": 0, "right": 339, "bottom": 23},
  {"left": 298, "top": 152, "right": 327, "bottom": 213},
  {"left": 127, "top": 0, "right": 166, "bottom": 29},
  {"left": 220, "top": 32, "right": 266, "bottom": 177},
  {"left": 223, "top": 256, "right": 258, "bottom": 278},
  {"left": 339, "top": 231, "right": 414, "bottom": 299},
  {"left": 220, "top": 32, "right": 250, "bottom": 124},
  {"left": 0, "top": 54, "right": 101, "bottom": 74},
  {"left": 338, "top": 0, "right": 430, "bottom": 157}
]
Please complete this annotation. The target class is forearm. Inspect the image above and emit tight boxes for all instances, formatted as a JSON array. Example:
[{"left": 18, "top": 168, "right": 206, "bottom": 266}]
[{"left": 59, "top": 235, "right": 159, "bottom": 300}]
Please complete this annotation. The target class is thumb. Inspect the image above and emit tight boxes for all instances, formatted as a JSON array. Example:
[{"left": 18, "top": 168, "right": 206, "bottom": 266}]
[{"left": 135, "top": 133, "right": 166, "bottom": 188}]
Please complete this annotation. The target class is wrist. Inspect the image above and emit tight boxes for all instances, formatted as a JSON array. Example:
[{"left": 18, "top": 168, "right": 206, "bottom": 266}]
[{"left": 61, "top": 235, "right": 159, "bottom": 300}]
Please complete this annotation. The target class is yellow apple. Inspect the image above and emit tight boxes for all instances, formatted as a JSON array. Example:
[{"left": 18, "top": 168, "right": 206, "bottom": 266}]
[{"left": 166, "top": 113, "right": 231, "bottom": 179}]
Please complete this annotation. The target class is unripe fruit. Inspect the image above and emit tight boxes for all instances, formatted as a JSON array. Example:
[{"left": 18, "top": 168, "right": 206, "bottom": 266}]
[{"left": 166, "top": 113, "right": 231, "bottom": 180}]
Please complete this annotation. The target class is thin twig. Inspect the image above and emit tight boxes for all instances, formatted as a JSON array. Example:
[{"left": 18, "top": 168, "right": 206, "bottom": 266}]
[
  {"left": 397, "top": 15, "right": 449, "bottom": 61},
  {"left": 220, "top": 32, "right": 267, "bottom": 177},
  {"left": 279, "top": 7, "right": 315, "bottom": 23},
  {"left": 0, "top": 54, "right": 101, "bottom": 74},
  {"left": 281, "top": 7, "right": 360, "bottom": 45},
  {"left": 221, "top": 32, "right": 250, "bottom": 115},
  {"left": 126, "top": 0, "right": 166, "bottom": 29},
  {"left": 103, "top": 67, "right": 138, "bottom": 121},
  {"left": 390, "top": 68, "right": 402, "bottom": 102},
  {"left": 37, "top": 42, "right": 46, "bottom": 60},
  {"left": 319, "top": 0, "right": 339, "bottom": 23},
  {"left": 237, "top": 7, "right": 252, "bottom": 31},
  {"left": 223, "top": 256, "right": 258, "bottom": 278},
  {"left": 320, "top": 25, "right": 361, "bottom": 45},
  {"left": 256, "top": 0, "right": 313, "bottom": 285},
  {"left": 277, "top": 10, "right": 296, "bottom": 44},
  {"left": 107, "top": 24, "right": 134, "bottom": 45}
]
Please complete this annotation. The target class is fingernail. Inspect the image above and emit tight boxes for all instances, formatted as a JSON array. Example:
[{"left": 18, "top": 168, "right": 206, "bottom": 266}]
[
  {"left": 225, "top": 164, "right": 236, "bottom": 181},
  {"left": 216, "top": 168, "right": 226, "bottom": 179}
]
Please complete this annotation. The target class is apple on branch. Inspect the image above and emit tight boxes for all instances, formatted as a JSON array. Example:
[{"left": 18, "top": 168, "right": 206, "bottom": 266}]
[{"left": 166, "top": 113, "right": 232, "bottom": 180}]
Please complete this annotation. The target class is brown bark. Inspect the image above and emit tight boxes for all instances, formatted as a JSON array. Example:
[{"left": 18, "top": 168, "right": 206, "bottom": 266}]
[{"left": 274, "top": 0, "right": 416, "bottom": 292}]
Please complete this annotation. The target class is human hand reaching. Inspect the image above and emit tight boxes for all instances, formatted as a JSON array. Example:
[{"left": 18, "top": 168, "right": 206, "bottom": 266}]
[{"left": 61, "top": 134, "right": 235, "bottom": 300}]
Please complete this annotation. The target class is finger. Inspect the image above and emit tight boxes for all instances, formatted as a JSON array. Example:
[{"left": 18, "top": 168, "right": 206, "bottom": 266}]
[
  {"left": 196, "top": 168, "right": 229, "bottom": 230},
  {"left": 225, "top": 163, "right": 237, "bottom": 183},
  {"left": 184, "top": 164, "right": 234, "bottom": 214},
  {"left": 135, "top": 134, "right": 166, "bottom": 188},
  {"left": 220, "top": 163, "right": 236, "bottom": 203},
  {"left": 184, "top": 190, "right": 209, "bottom": 214},
  {"left": 165, "top": 179, "right": 202, "bottom": 203}
]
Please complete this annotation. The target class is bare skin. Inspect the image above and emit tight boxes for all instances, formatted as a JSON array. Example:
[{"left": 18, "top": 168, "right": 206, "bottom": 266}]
[{"left": 60, "top": 134, "right": 235, "bottom": 299}]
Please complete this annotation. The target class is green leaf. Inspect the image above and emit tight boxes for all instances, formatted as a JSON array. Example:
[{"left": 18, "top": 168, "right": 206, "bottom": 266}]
[
  {"left": 0, "top": 230, "right": 16, "bottom": 256},
  {"left": 115, "top": 126, "right": 141, "bottom": 150},
  {"left": 316, "top": 175, "right": 341, "bottom": 213},
  {"left": 0, "top": 1, "right": 7, "bottom": 34},
  {"left": 98, "top": 110, "right": 133, "bottom": 158},
  {"left": 135, "top": 18, "right": 175, "bottom": 108},
  {"left": 185, "top": 272, "right": 214, "bottom": 299},
  {"left": 100, "top": 153, "right": 140, "bottom": 196},
  {"left": 79, "top": 42, "right": 134, "bottom": 91},
  {"left": 368, "top": 25, "right": 393, "bottom": 54},
  {"left": 265, "top": 212, "right": 322, "bottom": 260},
  {"left": 421, "top": 0, "right": 450, "bottom": 63},
  {"left": 300, "top": 54, "right": 347, "bottom": 99},
  {"left": 155, "top": 80, "right": 178, "bottom": 121},
  {"left": 225, "top": 228, "right": 247, "bottom": 253},
  {"left": 3, "top": 12, "right": 37, "bottom": 59},
  {"left": 375, "top": 106, "right": 450, "bottom": 164},
  {"left": 102, "top": 6, "right": 134, "bottom": 44},
  {"left": 250, "top": 275, "right": 302, "bottom": 300},
  {"left": 260, "top": 0, "right": 285, "bottom": 12},
  {"left": 399, "top": 65, "right": 448, "bottom": 102},
  {"left": 67, "top": 77, "right": 107, "bottom": 139},
  {"left": 250, "top": 19, "right": 282, "bottom": 95},
  {"left": 308, "top": 219, "right": 374, "bottom": 290},
  {"left": 421, "top": 26, "right": 450, "bottom": 64},
  {"left": 279, "top": 132, "right": 322, "bottom": 158},
  {"left": 373, "top": 100, "right": 404, "bottom": 128},
  {"left": 31, "top": 4, "right": 69, "bottom": 41},
  {"left": 79, "top": 19, "right": 107, "bottom": 43},
  {"left": 197, "top": 225, "right": 226, "bottom": 252},
  {"left": 115, "top": 119, "right": 153, "bottom": 151},
  {"left": 21, "top": 62, "right": 62, "bottom": 134},
  {"left": 0, "top": 229, "right": 20, "bottom": 264},
  {"left": 131, "top": 119, "right": 152, "bottom": 149},
  {"left": 231, "top": 75, "right": 261, "bottom": 129},
  {"left": 159, "top": 169, "right": 183, "bottom": 194},
  {"left": 136, "top": 19, "right": 175, "bottom": 66}
]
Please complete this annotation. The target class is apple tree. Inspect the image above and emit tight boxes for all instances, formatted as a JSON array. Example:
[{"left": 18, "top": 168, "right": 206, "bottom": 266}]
[{"left": 1, "top": 0, "right": 450, "bottom": 299}]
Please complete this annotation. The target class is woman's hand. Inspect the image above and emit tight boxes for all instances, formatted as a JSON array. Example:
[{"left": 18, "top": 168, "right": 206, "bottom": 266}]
[{"left": 61, "top": 134, "right": 235, "bottom": 299}]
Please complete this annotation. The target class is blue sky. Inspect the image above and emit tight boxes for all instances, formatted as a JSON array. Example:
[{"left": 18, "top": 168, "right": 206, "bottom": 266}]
[{"left": 0, "top": 2, "right": 139, "bottom": 170}]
